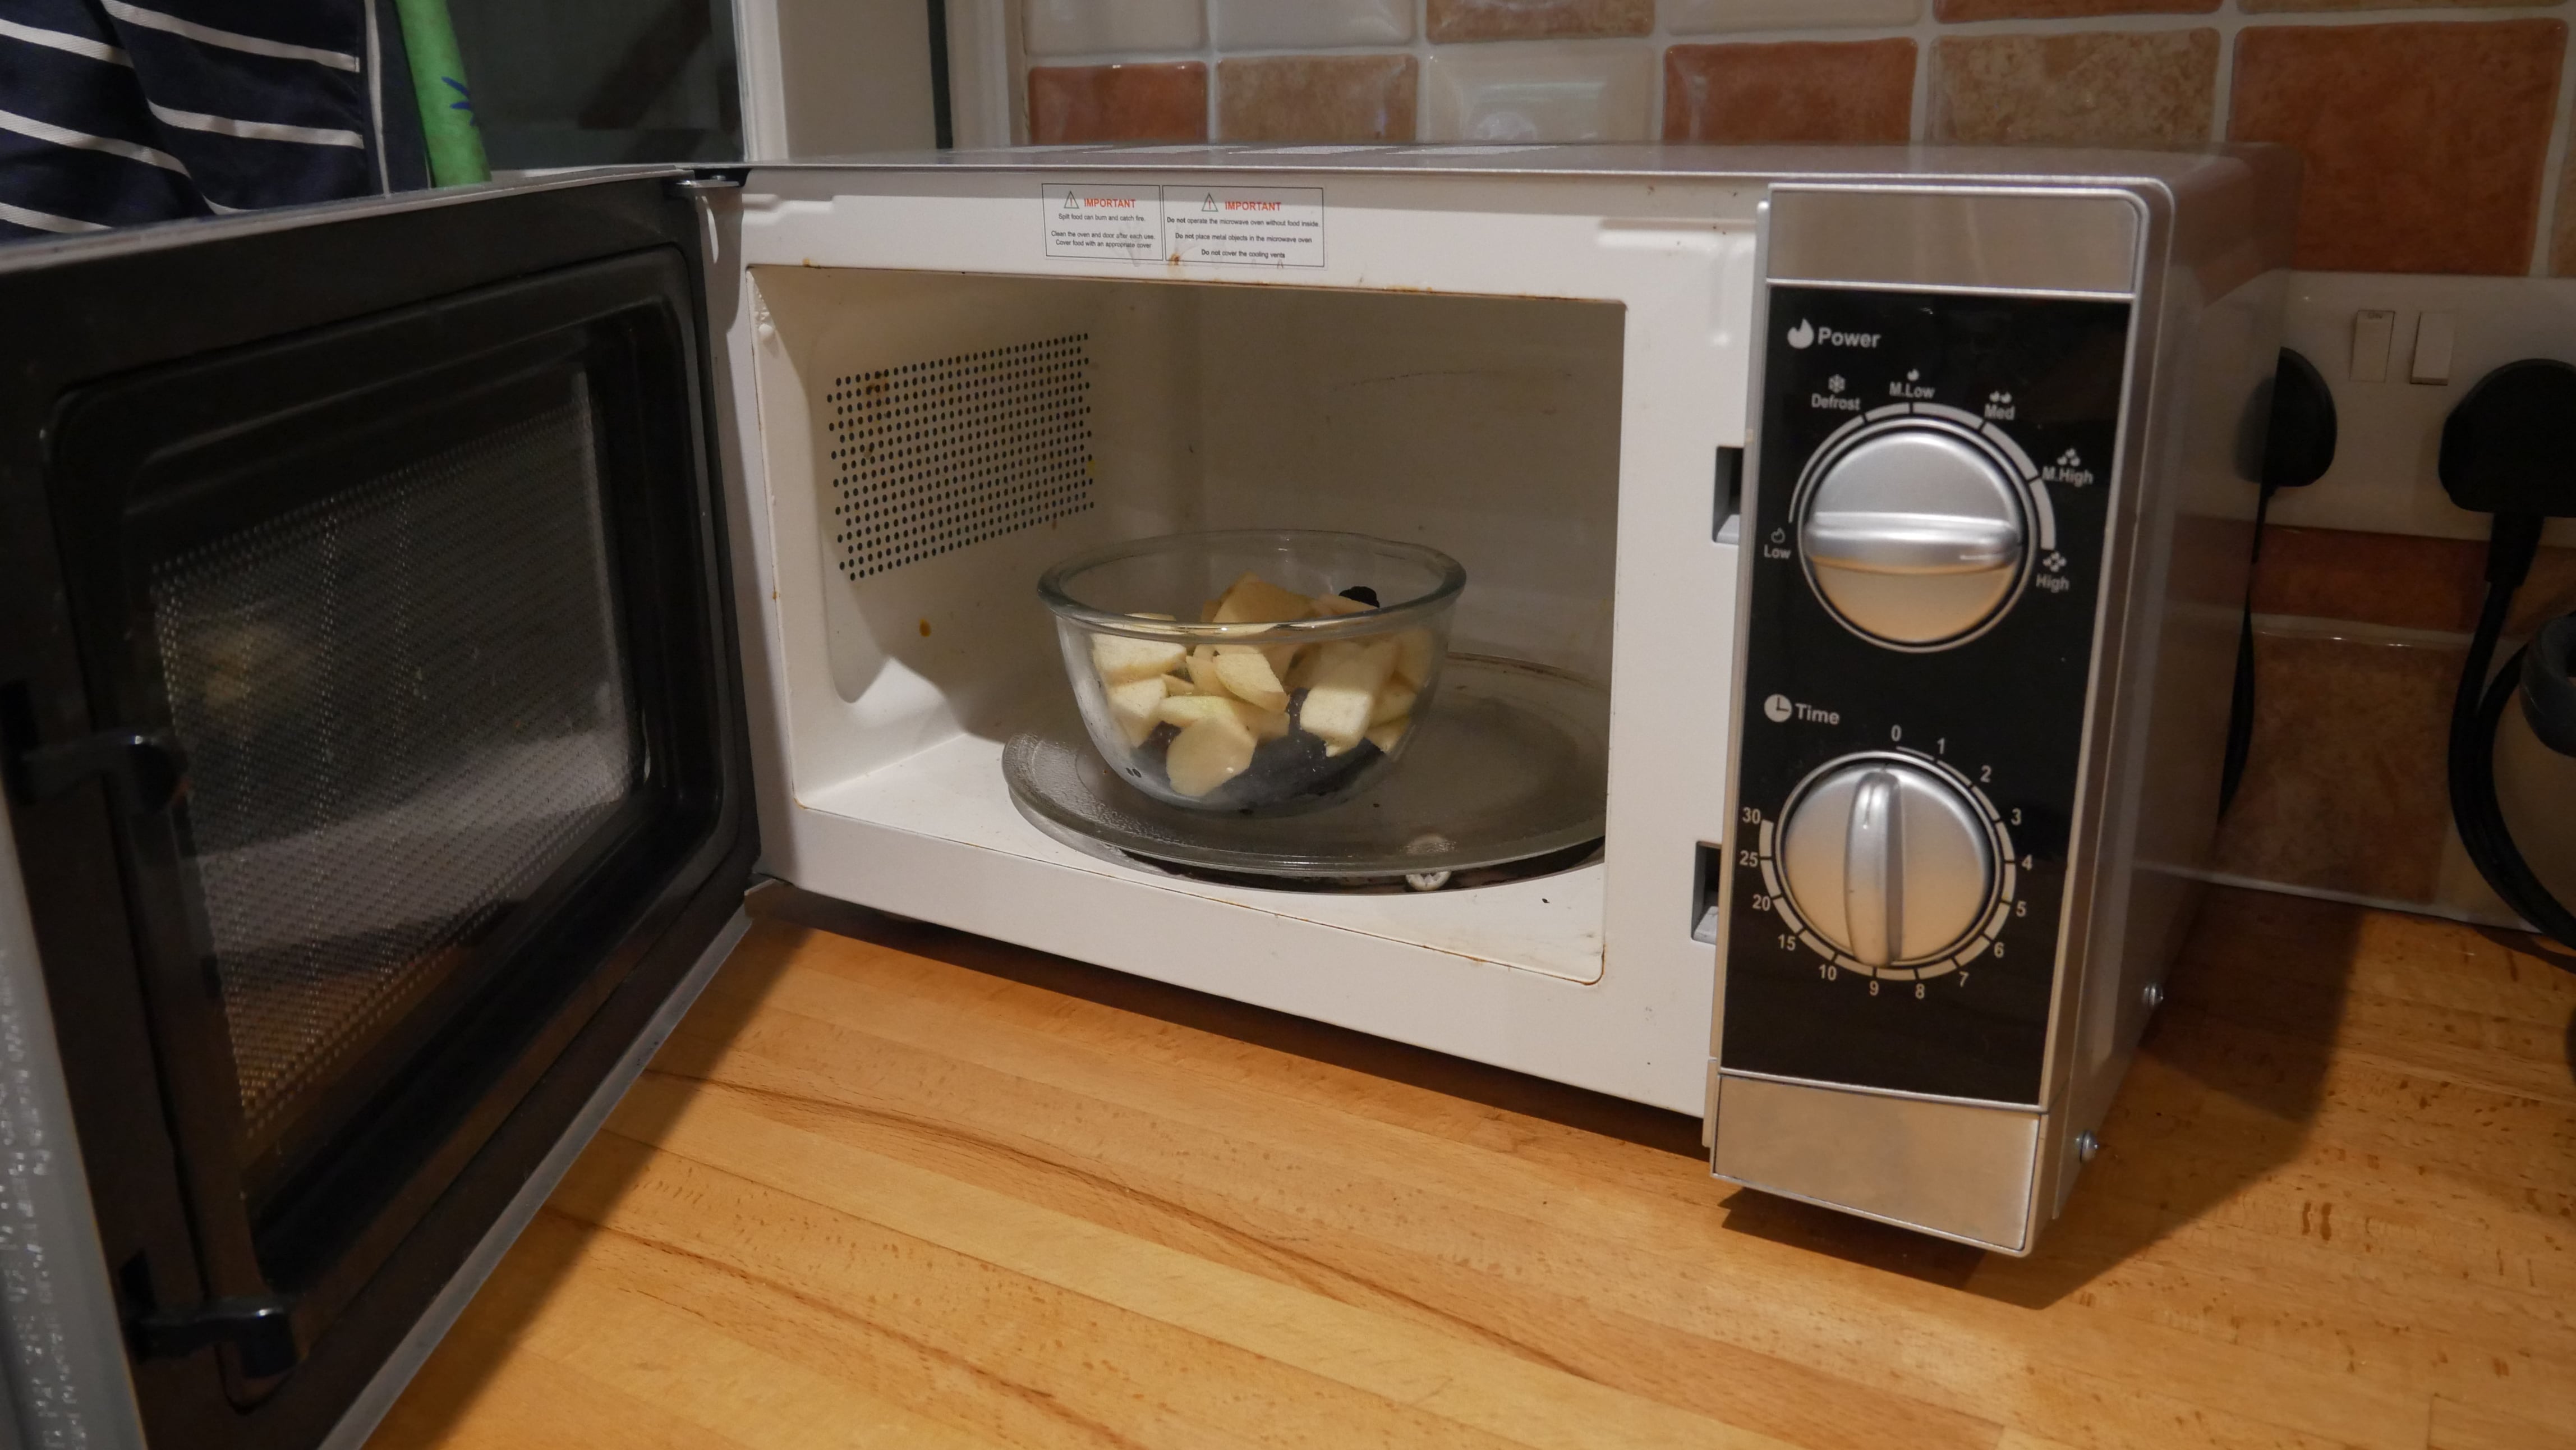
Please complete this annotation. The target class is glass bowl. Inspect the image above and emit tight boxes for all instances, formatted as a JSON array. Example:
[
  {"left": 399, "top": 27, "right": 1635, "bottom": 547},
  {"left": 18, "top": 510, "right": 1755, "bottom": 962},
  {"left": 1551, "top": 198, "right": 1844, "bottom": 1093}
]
[{"left": 1038, "top": 530, "right": 1466, "bottom": 814}]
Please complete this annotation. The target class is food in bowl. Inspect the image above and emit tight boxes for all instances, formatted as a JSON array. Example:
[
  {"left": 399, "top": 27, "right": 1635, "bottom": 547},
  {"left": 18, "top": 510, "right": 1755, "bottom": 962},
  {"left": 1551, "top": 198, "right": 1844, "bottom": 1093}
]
[{"left": 1040, "top": 531, "right": 1463, "bottom": 813}]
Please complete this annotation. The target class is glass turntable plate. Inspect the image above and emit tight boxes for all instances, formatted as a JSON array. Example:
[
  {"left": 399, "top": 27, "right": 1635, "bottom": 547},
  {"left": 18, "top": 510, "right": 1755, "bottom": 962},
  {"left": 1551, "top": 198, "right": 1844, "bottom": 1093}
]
[{"left": 1004, "top": 654, "right": 1607, "bottom": 882}]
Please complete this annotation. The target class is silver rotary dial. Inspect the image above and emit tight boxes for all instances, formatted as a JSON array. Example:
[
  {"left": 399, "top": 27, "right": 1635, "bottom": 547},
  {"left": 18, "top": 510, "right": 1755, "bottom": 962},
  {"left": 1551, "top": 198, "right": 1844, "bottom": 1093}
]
[
  {"left": 1776, "top": 757, "right": 1997, "bottom": 971},
  {"left": 1797, "top": 423, "right": 2030, "bottom": 648}
]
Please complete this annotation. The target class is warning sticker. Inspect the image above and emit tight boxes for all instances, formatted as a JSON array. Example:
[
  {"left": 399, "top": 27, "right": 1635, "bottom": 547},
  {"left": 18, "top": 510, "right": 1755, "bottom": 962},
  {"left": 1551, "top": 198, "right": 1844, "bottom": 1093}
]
[
  {"left": 1041, "top": 185, "right": 1165, "bottom": 260},
  {"left": 1169, "top": 187, "right": 1325, "bottom": 268}
]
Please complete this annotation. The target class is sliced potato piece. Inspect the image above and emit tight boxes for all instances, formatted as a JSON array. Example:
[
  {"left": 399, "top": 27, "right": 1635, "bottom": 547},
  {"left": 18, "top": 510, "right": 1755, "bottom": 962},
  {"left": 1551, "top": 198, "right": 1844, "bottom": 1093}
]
[
  {"left": 1369, "top": 682, "right": 1416, "bottom": 728},
  {"left": 1298, "top": 638, "right": 1399, "bottom": 750},
  {"left": 1215, "top": 572, "right": 1311, "bottom": 625},
  {"left": 1365, "top": 715, "right": 1409, "bottom": 753},
  {"left": 1103, "top": 675, "right": 1167, "bottom": 747},
  {"left": 1391, "top": 628, "right": 1437, "bottom": 689},
  {"left": 1160, "top": 673, "right": 1198, "bottom": 696},
  {"left": 1306, "top": 593, "right": 1372, "bottom": 618},
  {"left": 1212, "top": 645, "right": 1290, "bottom": 712},
  {"left": 1092, "top": 631, "right": 1186, "bottom": 685},
  {"left": 1165, "top": 711, "right": 1256, "bottom": 797}
]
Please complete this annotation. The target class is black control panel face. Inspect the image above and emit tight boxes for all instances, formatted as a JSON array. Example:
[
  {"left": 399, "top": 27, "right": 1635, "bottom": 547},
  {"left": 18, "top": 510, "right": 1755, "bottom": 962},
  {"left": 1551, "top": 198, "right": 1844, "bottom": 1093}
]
[{"left": 1719, "top": 285, "right": 2134, "bottom": 1107}]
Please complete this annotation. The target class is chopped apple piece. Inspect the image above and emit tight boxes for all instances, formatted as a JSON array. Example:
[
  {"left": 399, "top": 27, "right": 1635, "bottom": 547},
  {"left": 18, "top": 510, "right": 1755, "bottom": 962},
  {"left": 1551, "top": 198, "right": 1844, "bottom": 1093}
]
[
  {"left": 1160, "top": 673, "right": 1198, "bottom": 696},
  {"left": 1162, "top": 694, "right": 1294, "bottom": 742},
  {"left": 1284, "top": 647, "right": 1323, "bottom": 691},
  {"left": 1306, "top": 593, "right": 1372, "bottom": 618},
  {"left": 1103, "top": 675, "right": 1167, "bottom": 747},
  {"left": 1185, "top": 646, "right": 1227, "bottom": 695},
  {"left": 1365, "top": 715, "right": 1409, "bottom": 753},
  {"left": 1298, "top": 638, "right": 1399, "bottom": 751},
  {"left": 1235, "top": 700, "right": 1291, "bottom": 742},
  {"left": 1158, "top": 694, "right": 1230, "bottom": 727},
  {"left": 1214, "top": 572, "right": 1311, "bottom": 625},
  {"left": 1199, "top": 598, "right": 1222, "bottom": 623},
  {"left": 1165, "top": 710, "right": 1256, "bottom": 797},
  {"left": 1370, "top": 682, "right": 1416, "bottom": 727},
  {"left": 1391, "top": 628, "right": 1437, "bottom": 689},
  {"left": 1091, "top": 631, "right": 1186, "bottom": 685},
  {"left": 1212, "top": 645, "right": 1290, "bottom": 712}
]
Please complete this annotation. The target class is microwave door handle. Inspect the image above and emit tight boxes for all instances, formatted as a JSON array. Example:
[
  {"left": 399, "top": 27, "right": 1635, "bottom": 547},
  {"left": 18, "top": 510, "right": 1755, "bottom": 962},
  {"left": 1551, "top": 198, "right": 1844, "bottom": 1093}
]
[
  {"left": 132, "top": 1295, "right": 300, "bottom": 1378},
  {"left": 14, "top": 726, "right": 288, "bottom": 1383},
  {"left": 14, "top": 729, "right": 185, "bottom": 816}
]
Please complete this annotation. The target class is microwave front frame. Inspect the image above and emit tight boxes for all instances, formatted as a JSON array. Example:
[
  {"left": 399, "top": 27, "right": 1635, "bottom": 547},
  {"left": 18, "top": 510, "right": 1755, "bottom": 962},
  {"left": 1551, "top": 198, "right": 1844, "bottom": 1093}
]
[{"left": 712, "top": 161, "right": 1761, "bottom": 1116}]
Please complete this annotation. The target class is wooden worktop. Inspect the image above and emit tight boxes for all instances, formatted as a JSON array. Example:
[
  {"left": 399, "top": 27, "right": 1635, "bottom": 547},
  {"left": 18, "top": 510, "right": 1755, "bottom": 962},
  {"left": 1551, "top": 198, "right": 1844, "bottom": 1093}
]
[{"left": 367, "top": 884, "right": 2576, "bottom": 1450}]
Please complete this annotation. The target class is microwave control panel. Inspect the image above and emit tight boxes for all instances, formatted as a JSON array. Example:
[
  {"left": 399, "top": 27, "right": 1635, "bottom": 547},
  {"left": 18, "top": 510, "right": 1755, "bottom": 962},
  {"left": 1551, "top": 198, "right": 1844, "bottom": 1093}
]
[{"left": 1718, "top": 284, "right": 2135, "bottom": 1107}]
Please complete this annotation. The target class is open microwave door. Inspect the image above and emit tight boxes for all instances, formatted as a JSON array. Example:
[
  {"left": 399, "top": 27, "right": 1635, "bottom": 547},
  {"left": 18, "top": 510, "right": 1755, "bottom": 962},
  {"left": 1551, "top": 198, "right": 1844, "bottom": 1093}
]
[{"left": 0, "top": 171, "right": 760, "bottom": 1450}]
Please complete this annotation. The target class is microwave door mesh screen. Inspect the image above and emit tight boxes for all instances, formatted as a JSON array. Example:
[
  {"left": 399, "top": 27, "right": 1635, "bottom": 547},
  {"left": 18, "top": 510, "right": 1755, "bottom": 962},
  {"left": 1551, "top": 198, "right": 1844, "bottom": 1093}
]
[
  {"left": 827, "top": 332, "right": 1094, "bottom": 580},
  {"left": 146, "top": 387, "right": 637, "bottom": 1142}
]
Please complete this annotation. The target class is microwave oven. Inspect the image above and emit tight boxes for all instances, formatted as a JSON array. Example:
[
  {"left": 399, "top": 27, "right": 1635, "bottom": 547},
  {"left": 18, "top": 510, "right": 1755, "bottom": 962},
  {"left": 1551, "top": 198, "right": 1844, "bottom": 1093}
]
[{"left": 0, "top": 144, "right": 2291, "bottom": 1449}]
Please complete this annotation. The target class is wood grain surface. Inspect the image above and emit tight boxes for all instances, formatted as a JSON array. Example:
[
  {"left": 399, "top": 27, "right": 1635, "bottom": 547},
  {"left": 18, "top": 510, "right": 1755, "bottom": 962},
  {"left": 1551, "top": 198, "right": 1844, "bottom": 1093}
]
[{"left": 367, "top": 884, "right": 2576, "bottom": 1450}]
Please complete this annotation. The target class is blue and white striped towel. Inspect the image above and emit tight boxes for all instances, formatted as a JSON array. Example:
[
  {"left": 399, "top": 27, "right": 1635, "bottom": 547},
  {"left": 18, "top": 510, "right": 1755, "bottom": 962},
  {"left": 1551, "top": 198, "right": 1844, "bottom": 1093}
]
[{"left": 0, "top": 0, "right": 408, "bottom": 237}]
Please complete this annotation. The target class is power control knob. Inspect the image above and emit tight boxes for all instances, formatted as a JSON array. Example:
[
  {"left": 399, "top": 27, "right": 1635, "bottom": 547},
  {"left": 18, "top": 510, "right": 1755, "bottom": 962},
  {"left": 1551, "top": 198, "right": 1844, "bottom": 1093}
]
[
  {"left": 1797, "top": 423, "right": 2028, "bottom": 648},
  {"left": 1777, "top": 758, "right": 1995, "bottom": 970}
]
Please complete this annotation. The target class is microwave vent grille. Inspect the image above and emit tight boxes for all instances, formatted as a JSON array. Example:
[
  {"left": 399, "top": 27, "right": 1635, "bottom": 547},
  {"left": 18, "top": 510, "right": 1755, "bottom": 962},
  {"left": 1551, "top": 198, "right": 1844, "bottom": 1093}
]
[{"left": 826, "top": 333, "right": 1093, "bottom": 579}]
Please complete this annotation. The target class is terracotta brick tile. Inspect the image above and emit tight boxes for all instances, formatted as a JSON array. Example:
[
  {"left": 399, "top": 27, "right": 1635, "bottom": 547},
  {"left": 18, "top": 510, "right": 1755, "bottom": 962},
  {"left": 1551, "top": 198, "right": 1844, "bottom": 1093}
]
[
  {"left": 1936, "top": 0, "right": 2212, "bottom": 18},
  {"left": 2213, "top": 630, "right": 2456, "bottom": 905},
  {"left": 1662, "top": 40, "right": 1915, "bottom": 145},
  {"left": 2255, "top": 524, "right": 2576, "bottom": 635},
  {"left": 1668, "top": 0, "right": 1919, "bottom": 31},
  {"left": 2247, "top": 0, "right": 2559, "bottom": 10},
  {"left": 2559, "top": 134, "right": 2576, "bottom": 276},
  {"left": 1930, "top": 30, "right": 2217, "bottom": 148},
  {"left": 1028, "top": 63, "right": 1208, "bottom": 146},
  {"left": 2229, "top": 21, "right": 2565, "bottom": 274},
  {"left": 1427, "top": 0, "right": 1653, "bottom": 44},
  {"left": 1219, "top": 56, "right": 1419, "bottom": 144}
]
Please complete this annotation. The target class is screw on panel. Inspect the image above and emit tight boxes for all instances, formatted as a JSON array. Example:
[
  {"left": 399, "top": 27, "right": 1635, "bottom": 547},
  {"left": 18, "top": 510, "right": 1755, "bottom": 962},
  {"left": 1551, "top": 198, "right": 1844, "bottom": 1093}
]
[
  {"left": 2076, "top": 1131, "right": 2102, "bottom": 1164},
  {"left": 2141, "top": 982, "right": 2165, "bottom": 1011}
]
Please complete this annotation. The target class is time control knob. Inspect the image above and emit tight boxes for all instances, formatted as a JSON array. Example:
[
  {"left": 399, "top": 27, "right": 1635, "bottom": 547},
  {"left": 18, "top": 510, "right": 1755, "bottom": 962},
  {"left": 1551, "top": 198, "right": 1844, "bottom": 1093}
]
[
  {"left": 1797, "top": 423, "right": 2028, "bottom": 648},
  {"left": 1777, "top": 758, "right": 1995, "bottom": 970}
]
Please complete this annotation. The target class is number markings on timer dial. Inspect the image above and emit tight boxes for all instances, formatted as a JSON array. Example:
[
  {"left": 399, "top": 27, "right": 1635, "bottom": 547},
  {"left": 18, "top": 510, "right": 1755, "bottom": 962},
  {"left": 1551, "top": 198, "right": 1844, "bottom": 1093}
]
[{"left": 1745, "top": 746, "right": 2017, "bottom": 983}]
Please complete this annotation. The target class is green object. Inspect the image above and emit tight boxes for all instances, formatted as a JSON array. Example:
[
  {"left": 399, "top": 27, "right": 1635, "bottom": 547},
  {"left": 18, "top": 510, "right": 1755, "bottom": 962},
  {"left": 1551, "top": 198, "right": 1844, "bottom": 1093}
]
[{"left": 393, "top": 0, "right": 489, "bottom": 187}]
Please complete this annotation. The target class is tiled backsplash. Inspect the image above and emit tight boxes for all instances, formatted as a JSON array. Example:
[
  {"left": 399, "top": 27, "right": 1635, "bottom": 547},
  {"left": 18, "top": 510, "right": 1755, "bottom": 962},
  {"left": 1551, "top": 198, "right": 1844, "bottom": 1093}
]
[
  {"left": 982, "top": 0, "right": 2576, "bottom": 930},
  {"left": 1004, "top": 0, "right": 2576, "bottom": 278}
]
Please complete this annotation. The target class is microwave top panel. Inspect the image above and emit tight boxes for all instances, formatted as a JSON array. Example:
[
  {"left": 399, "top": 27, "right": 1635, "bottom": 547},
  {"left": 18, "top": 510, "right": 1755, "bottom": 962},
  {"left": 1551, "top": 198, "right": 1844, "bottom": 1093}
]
[{"left": 0, "top": 144, "right": 2296, "bottom": 284}]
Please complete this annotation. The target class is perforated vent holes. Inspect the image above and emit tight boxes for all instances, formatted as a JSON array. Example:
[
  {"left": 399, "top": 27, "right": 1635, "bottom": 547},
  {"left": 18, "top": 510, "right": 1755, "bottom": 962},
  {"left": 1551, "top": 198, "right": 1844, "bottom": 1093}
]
[{"left": 826, "top": 334, "right": 1094, "bottom": 579}]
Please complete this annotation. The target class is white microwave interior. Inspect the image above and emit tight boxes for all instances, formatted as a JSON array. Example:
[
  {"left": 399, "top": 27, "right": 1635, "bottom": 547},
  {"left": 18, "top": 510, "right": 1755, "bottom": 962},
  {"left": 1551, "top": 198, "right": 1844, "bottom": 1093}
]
[{"left": 749, "top": 268, "right": 1627, "bottom": 982}]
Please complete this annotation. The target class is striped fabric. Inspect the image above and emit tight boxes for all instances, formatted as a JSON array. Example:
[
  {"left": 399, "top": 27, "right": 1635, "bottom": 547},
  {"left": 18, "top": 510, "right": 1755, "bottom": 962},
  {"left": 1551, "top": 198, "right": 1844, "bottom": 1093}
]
[{"left": 0, "top": 0, "right": 405, "bottom": 237}]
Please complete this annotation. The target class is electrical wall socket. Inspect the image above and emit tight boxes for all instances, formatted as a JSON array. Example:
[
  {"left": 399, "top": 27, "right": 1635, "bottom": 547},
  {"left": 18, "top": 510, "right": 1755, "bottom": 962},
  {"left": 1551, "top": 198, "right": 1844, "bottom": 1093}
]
[{"left": 2271, "top": 273, "right": 2576, "bottom": 547}]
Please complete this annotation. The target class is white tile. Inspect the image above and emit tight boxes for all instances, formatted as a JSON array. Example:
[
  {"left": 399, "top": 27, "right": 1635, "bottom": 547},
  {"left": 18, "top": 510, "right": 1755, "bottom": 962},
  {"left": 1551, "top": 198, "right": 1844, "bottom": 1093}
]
[
  {"left": 1212, "top": 0, "right": 1411, "bottom": 49},
  {"left": 1022, "top": 0, "right": 1205, "bottom": 57},
  {"left": 1422, "top": 43, "right": 1655, "bottom": 143},
  {"left": 1663, "top": 0, "right": 1919, "bottom": 33}
]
